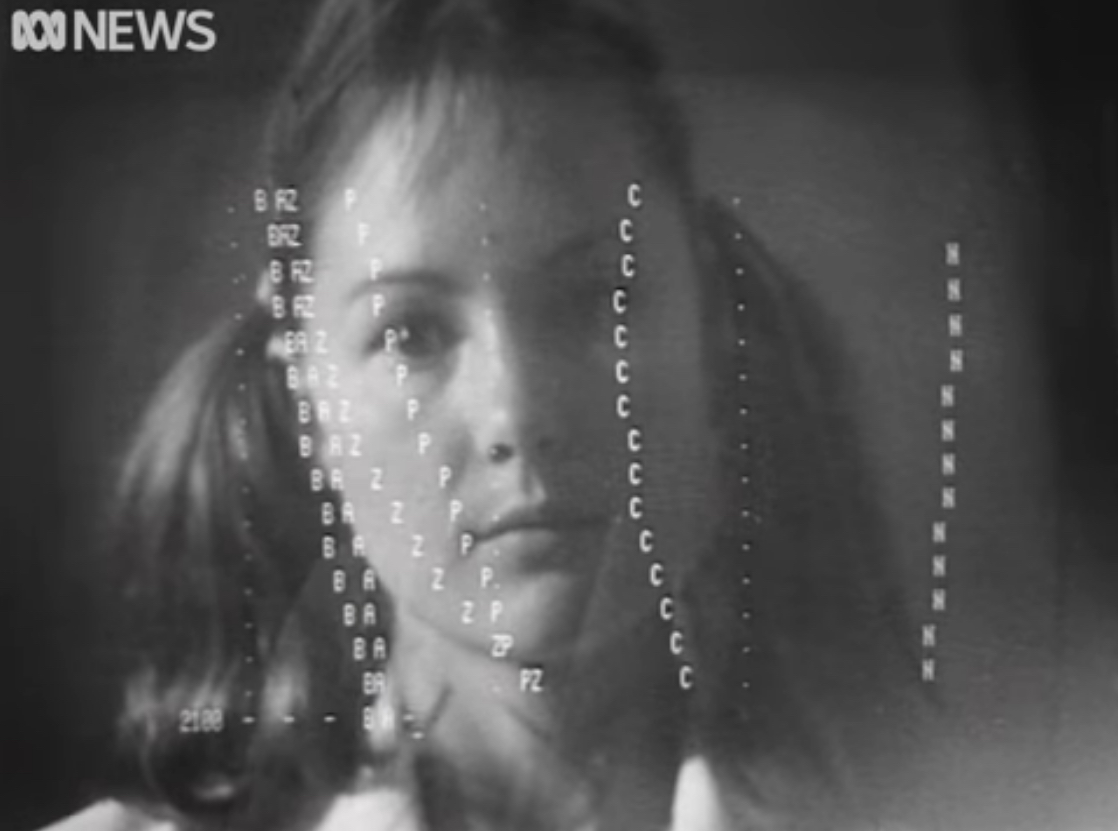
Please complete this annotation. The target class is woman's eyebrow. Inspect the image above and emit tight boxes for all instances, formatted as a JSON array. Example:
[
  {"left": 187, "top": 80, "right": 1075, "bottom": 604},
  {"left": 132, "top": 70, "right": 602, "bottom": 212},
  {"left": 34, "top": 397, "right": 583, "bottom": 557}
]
[
  {"left": 344, "top": 267, "right": 464, "bottom": 305},
  {"left": 342, "top": 227, "right": 614, "bottom": 305},
  {"left": 534, "top": 225, "right": 616, "bottom": 274}
]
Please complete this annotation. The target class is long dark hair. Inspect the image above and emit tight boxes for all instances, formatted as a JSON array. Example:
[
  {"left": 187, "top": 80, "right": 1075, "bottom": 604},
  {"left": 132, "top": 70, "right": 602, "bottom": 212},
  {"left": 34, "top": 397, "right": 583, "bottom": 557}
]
[{"left": 98, "top": 1, "right": 924, "bottom": 828}]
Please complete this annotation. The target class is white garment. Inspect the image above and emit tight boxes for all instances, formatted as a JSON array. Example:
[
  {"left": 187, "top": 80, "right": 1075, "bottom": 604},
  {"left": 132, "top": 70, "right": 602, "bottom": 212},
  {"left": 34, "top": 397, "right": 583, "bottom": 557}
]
[
  {"left": 42, "top": 754, "right": 731, "bottom": 831},
  {"left": 669, "top": 755, "right": 732, "bottom": 831}
]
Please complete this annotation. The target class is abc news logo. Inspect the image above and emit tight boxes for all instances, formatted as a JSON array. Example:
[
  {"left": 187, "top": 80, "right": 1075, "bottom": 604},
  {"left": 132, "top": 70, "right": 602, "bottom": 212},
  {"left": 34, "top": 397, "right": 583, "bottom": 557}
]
[{"left": 10, "top": 9, "right": 215, "bottom": 52}]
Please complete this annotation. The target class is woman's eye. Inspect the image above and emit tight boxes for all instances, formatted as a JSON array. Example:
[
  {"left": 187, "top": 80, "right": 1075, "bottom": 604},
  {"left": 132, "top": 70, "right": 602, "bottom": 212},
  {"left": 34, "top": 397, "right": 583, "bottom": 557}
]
[{"left": 372, "top": 313, "right": 455, "bottom": 363}]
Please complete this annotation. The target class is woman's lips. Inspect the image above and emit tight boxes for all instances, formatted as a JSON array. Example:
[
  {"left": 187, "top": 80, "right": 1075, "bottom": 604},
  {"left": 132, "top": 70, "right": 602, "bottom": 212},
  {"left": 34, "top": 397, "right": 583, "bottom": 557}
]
[{"left": 472, "top": 514, "right": 610, "bottom": 574}]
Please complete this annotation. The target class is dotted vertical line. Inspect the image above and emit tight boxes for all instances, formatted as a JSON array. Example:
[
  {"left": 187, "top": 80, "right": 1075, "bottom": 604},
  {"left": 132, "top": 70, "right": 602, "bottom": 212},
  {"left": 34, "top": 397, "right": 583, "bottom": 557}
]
[
  {"left": 922, "top": 241, "right": 963, "bottom": 683},
  {"left": 473, "top": 204, "right": 524, "bottom": 699},
  {"left": 730, "top": 196, "right": 753, "bottom": 695},
  {"left": 236, "top": 195, "right": 259, "bottom": 730},
  {"left": 255, "top": 184, "right": 287, "bottom": 727}
]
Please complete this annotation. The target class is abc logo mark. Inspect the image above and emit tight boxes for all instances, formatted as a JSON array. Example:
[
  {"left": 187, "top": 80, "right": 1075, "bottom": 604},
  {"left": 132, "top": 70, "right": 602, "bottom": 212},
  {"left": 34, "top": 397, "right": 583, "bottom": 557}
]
[
  {"left": 10, "top": 9, "right": 215, "bottom": 52},
  {"left": 11, "top": 10, "right": 66, "bottom": 52}
]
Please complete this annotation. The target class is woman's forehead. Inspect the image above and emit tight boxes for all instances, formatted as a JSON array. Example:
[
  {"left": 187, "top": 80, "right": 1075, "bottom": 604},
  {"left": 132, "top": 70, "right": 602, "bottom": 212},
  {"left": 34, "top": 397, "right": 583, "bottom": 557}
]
[{"left": 312, "top": 83, "right": 661, "bottom": 280}]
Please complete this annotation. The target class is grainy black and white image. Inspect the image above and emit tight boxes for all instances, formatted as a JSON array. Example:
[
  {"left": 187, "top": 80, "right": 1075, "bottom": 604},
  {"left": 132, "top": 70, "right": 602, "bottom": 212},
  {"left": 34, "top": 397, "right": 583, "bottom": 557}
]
[{"left": 2, "top": 1, "right": 1115, "bottom": 829}]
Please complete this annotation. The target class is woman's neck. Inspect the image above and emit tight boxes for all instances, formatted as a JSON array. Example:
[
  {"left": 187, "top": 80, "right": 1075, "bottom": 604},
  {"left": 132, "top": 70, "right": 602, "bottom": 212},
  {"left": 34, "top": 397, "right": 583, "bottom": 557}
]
[{"left": 388, "top": 611, "right": 687, "bottom": 830}]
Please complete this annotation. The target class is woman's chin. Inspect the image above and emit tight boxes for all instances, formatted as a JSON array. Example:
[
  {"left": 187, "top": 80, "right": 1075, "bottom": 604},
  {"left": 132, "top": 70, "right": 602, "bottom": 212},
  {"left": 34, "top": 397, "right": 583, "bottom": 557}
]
[{"left": 415, "top": 569, "right": 649, "bottom": 670}]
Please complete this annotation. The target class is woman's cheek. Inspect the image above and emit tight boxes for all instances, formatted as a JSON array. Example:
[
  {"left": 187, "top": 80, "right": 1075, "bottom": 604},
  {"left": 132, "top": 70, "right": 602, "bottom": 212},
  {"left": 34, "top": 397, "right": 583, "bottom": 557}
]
[{"left": 620, "top": 338, "right": 717, "bottom": 576}]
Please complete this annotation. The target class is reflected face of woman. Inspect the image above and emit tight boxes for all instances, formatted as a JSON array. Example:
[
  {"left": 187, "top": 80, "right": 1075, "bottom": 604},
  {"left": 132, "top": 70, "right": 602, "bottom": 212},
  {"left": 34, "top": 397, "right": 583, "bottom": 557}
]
[{"left": 303, "top": 82, "right": 720, "bottom": 670}]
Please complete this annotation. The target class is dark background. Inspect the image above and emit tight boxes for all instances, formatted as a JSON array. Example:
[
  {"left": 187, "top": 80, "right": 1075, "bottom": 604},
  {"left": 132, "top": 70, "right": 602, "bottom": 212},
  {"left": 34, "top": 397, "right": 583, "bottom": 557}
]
[{"left": 1, "top": 0, "right": 1116, "bottom": 828}]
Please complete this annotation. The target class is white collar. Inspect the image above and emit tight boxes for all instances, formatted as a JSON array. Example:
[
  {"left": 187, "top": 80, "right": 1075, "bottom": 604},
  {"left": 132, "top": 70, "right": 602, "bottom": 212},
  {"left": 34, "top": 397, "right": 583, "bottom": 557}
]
[
  {"left": 46, "top": 754, "right": 732, "bottom": 831},
  {"left": 668, "top": 754, "right": 732, "bottom": 831},
  {"left": 314, "top": 753, "right": 731, "bottom": 831}
]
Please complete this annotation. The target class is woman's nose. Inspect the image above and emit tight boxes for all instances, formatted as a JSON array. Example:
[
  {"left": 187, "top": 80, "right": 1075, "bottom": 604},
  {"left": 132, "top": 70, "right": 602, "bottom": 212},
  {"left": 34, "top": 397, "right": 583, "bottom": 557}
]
[{"left": 465, "top": 310, "right": 566, "bottom": 467}]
